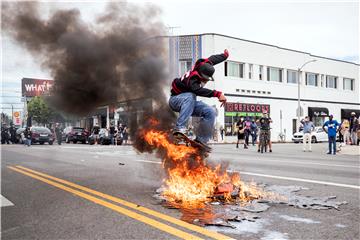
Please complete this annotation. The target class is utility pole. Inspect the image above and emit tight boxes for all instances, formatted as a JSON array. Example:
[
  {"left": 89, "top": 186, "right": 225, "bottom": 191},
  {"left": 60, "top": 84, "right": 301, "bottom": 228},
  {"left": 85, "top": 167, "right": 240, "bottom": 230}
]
[{"left": 297, "top": 59, "right": 317, "bottom": 130}]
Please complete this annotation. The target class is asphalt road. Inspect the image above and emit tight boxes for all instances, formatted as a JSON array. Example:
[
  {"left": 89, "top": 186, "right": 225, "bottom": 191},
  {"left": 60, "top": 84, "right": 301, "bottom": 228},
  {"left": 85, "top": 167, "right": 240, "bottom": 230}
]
[{"left": 1, "top": 142, "right": 359, "bottom": 240}]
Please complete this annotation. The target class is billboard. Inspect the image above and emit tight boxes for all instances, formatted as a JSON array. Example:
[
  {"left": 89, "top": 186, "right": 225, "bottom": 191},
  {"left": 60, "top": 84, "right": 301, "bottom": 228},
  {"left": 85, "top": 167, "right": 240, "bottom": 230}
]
[{"left": 22, "top": 78, "right": 53, "bottom": 97}]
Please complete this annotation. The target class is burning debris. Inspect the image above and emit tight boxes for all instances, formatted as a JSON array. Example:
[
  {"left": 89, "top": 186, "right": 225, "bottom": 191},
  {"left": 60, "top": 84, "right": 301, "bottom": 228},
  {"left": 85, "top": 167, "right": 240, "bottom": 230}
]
[{"left": 154, "top": 183, "right": 347, "bottom": 228}]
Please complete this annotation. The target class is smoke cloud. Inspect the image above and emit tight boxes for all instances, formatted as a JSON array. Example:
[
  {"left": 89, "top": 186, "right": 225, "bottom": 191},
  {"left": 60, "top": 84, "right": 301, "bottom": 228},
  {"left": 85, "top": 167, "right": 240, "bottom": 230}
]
[
  {"left": 3, "top": 2, "right": 171, "bottom": 113},
  {"left": 2, "top": 1, "right": 176, "bottom": 144}
]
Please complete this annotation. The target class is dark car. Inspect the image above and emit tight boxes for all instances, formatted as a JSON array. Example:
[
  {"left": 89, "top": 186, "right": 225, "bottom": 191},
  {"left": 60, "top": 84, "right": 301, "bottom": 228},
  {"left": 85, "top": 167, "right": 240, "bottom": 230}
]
[
  {"left": 88, "top": 128, "right": 111, "bottom": 145},
  {"left": 62, "top": 126, "right": 88, "bottom": 144},
  {"left": 31, "top": 127, "right": 54, "bottom": 145}
]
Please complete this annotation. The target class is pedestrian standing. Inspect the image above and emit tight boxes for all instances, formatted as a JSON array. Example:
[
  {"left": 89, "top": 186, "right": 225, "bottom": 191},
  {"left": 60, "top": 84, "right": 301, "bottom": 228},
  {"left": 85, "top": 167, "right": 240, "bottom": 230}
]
[
  {"left": 257, "top": 111, "right": 273, "bottom": 153},
  {"left": 122, "top": 125, "right": 129, "bottom": 145},
  {"left": 243, "top": 117, "right": 252, "bottom": 149},
  {"left": 349, "top": 112, "right": 359, "bottom": 145},
  {"left": 301, "top": 116, "right": 315, "bottom": 152},
  {"left": 1, "top": 125, "right": 10, "bottom": 144},
  {"left": 55, "top": 123, "right": 62, "bottom": 145},
  {"left": 23, "top": 127, "right": 32, "bottom": 147},
  {"left": 109, "top": 124, "right": 116, "bottom": 145},
  {"left": 9, "top": 124, "right": 16, "bottom": 144},
  {"left": 323, "top": 115, "right": 340, "bottom": 155},
  {"left": 92, "top": 123, "right": 100, "bottom": 145},
  {"left": 250, "top": 119, "right": 258, "bottom": 146},
  {"left": 340, "top": 119, "right": 350, "bottom": 145},
  {"left": 236, "top": 118, "right": 244, "bottom": 148},
  {"left": 220, "top": 126, "right": 224, "bottom": 141}
]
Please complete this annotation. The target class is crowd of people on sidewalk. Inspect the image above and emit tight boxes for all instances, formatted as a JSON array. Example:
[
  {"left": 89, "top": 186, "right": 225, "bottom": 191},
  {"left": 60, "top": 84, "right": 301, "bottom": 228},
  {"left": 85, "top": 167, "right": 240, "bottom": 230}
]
[{"left": 231, "top": 111, "right": 359, "bottom": 155}]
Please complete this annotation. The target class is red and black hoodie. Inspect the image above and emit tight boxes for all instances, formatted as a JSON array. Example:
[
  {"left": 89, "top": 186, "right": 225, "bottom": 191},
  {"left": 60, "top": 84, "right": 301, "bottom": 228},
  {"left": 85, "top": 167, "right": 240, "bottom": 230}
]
[{"left": 170, "top": 52, "right": 228, "bottom": 98}]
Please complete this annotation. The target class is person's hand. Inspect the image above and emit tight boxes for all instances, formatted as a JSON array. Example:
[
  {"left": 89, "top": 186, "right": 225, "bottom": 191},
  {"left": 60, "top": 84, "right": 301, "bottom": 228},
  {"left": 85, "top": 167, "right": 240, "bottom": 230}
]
[
  {"left": 224, "top": 49, "right": 229, "bottom": 58},
  {"left": 218, "top": 93, "right": 227, "bottom": 107}
]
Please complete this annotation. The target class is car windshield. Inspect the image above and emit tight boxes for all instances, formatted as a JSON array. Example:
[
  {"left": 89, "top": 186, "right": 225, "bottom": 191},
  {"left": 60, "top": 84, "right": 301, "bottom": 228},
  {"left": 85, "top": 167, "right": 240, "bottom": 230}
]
[{"left": 32, "top": 127, "right": 51, "bottom": 134}]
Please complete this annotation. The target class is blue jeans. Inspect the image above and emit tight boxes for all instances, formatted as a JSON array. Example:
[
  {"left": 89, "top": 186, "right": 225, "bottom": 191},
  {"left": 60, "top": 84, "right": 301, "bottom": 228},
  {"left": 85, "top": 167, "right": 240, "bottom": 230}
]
[
  {"left": 169, "top": 92, "right": 216, "bottom": 143},
  {"left": 328, "top": 136, "right": 336, "bottom": 154}
]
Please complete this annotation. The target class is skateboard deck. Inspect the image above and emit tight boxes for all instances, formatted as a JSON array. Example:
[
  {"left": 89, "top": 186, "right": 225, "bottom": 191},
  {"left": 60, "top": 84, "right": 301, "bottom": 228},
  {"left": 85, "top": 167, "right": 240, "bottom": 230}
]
[{"left": 172, "top": 131, "right": 211, "bottom": 153}]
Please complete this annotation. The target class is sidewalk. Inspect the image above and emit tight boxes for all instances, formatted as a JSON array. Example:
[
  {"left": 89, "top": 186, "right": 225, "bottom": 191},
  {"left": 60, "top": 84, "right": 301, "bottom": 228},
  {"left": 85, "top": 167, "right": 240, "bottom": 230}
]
[{"left": 339, "top": 144, "right": 360, "bottom": 156}]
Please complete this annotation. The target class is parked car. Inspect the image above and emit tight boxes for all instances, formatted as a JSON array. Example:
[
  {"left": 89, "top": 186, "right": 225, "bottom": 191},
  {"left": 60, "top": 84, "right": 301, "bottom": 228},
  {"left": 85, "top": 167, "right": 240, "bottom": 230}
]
[
  {"left": 31, "top": 126, "right": 54, "bottom": 145},
  {"left": 15, "top": 127, "right": 26, "bottom": 143},
  {"left": 88, "top": 128, "right": 111, "bottom": 145},
  {"left": 62, "top": 126, "right": 88, "bottom": 144},
  {"left": 292, "top": 127, "right": 330, "bottom": 143}
]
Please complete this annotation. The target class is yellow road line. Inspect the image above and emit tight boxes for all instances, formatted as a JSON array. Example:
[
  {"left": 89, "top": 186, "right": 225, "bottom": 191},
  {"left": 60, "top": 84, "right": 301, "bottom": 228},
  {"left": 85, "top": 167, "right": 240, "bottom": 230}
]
[
  {"left": 8, "top": 166, "right": 202, "bottom": 240},
  {"left": 15, "top": 165, "right": 234, "bottom": 240}
]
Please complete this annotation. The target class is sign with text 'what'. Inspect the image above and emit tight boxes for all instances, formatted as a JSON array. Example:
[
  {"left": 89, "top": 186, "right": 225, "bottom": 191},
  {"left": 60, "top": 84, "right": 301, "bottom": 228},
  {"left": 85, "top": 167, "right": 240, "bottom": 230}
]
[{"left": 21, "top": 78, "right": 53, "bottom": 97}]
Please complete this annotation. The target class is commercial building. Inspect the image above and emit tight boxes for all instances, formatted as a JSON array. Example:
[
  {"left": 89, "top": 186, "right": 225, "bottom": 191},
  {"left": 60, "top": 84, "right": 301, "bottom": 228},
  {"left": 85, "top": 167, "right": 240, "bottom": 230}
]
[{"left": 168, "top": 33, "right": 360, "bottom": 142}]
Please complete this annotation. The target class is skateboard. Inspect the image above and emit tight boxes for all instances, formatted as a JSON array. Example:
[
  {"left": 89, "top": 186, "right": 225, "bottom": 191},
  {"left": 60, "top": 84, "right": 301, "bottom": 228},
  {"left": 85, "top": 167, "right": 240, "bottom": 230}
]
[{"left": 172, "top": 131, "right": 211, "bottom": 153}]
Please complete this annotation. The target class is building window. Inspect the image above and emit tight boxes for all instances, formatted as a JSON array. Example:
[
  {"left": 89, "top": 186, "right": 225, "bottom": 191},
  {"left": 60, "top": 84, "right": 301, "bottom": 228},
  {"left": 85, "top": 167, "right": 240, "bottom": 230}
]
[
  {"left": 287, "top": 70, "right": 298, "bottom": 84},
  {"left": 225, "top": 61, "right": 244, "bottom": 78},
  {"left": 249, "top": 64, "right": 253, "bottom": 79},
  {"left": 306, "top": 72, "right": 318, "bottom": 86},
  {"left": 343, "top": 78, "right": 354, "bottom": 91},
  {"left": 179, "top": 60, "right": 192, "bottom": 76},
  {"left": 326, "top": 75, "right": 337, "bottom": 89},
  {"left": 267, "top": 67, "right": 282, "bottom": 82},
  {"left": 259, "top": 65, "right": 263, "bottom": 80}
]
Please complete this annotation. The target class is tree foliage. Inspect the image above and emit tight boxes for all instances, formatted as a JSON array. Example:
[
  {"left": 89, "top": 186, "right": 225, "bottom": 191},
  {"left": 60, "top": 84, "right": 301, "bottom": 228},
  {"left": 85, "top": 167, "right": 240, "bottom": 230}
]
[{"left": 27, "top": 96, "right": 55, "bottom": 125}]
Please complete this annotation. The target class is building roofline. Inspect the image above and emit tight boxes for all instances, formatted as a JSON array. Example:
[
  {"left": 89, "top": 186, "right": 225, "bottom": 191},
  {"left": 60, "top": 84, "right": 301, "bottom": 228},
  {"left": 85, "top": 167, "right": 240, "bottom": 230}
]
[{"left": 169, "top": 33, "right": 359, "bottom": 66}]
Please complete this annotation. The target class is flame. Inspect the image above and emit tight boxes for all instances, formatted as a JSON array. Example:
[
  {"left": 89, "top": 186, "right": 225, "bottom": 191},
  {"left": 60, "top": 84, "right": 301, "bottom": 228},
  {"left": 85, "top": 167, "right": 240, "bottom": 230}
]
[{"left": 142, "top": 126, "right": 286, "bottom": 205}]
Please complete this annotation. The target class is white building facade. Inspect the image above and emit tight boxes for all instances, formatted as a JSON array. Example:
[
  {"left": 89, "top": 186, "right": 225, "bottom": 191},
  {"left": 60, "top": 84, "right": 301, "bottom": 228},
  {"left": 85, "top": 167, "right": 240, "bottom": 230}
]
[{"left": 168, "top": 33, "right": 360, "bottom": 142}]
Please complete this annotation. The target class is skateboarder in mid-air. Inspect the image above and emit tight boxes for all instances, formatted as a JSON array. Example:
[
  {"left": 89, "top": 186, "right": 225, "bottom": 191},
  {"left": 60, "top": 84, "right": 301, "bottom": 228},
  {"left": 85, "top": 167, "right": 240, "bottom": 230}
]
[{"left": 169, "top": 49, "right": 229, "bottom": 152}]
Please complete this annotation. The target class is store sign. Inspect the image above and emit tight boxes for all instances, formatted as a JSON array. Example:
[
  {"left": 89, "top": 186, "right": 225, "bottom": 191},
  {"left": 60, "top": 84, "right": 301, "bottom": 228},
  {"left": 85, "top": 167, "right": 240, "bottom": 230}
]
[
  {"left": 13, "top": 111, "right": 22, "bottom": 125},
  {"left": 22, "top": 78, "right": 53, "bottom": 97},
  {"left": 313, "top": 111, "right": 328, "bottom": 117},
  {"left": 225, "top": 102, "right": 270, "bottom": 116}
]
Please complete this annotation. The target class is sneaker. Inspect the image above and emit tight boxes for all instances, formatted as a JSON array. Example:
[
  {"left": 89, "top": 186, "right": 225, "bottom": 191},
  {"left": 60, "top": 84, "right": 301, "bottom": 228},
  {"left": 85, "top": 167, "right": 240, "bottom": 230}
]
[
  {"left": 326, "top": 152, "right": 332, "bottom": 154},
  {"left": 333, "top": 153, "right": 336, "bottom": 155},
  {"left": 269, "top": 149, "right": 272, "bottom": 153},
  {"left": 244, "top": 145, "right": 248, "bottom": 149},
  {"left": 257, "top": 149, "right": 260, "bottom": 153},
  {"left": 172, "top": 128, "right": 188, "bottom": 136}
]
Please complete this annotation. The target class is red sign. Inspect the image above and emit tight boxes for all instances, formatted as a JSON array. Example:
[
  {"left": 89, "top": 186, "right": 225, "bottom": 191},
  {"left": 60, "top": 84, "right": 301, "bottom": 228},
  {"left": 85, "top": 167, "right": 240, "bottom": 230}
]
[
  {"left": 22, "top": 78, "right": 53, "bottom": 97},
  {"left": 225, "top": 102, "right": 270, "bottom": 113}
]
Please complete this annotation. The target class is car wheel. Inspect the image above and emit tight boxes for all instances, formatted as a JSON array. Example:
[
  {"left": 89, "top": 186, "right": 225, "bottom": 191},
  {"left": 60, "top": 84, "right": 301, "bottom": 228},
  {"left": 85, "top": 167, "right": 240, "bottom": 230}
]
[
  {"left": 40, "top": 142, "right": 44, "bottom": 145},
  {"left": 311, "top": 136, "right": 317, "bottom": 143},
  {"left": 66, "top": 136, "right": 70, "bottom": 143},
  {"left": 82, "top": 140, "right": 86, "bottom": 144},
  {"left": 73, "top": 140, "right": 77, "bottom": 144},
  {"left": 49, "top": 141, "right": 53, "bottom": 145}
]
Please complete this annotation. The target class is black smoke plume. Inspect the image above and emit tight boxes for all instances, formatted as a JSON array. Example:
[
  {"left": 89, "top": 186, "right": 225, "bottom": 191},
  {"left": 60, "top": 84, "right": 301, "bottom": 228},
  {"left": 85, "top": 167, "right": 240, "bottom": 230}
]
[{"left": 2, "top": 1, "right": 176, "bottom": 145}]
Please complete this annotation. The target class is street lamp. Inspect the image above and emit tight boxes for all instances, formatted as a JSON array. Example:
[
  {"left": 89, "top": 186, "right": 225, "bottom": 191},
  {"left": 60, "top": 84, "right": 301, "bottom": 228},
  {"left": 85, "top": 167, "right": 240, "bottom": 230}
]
[{"left": 297, "top": 59, "right": 317, "bottom": 129}]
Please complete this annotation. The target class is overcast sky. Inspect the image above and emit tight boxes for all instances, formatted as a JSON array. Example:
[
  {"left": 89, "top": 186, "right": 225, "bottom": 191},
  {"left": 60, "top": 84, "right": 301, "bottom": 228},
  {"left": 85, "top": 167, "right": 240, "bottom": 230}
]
[{"left": 1, "top": 0, "right": 359, "bottom": 115}]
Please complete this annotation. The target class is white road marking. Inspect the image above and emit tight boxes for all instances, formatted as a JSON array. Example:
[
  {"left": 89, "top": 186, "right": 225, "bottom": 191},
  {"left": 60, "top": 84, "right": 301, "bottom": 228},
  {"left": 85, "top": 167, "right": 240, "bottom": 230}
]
[
  {"left": 134, "top": 160, "right": 360, "bottom": 189},
  {"left": 237, "top": 171, "right": 360, "bottom": 190},
  {"left": 1, "top": 194, "right": 14, "bottom": 207},
  {"left": 227, "top": 158, "right": 359, "bottom": 169},
  {"left": 135, "top": 159, "right": 162, "bottom": 164}
]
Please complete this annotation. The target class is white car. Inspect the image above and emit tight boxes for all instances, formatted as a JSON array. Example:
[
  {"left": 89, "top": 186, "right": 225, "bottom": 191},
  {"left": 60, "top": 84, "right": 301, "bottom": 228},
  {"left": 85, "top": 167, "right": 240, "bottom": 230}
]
[{"left": 292, "top": 127, "right": 329, "bottom": 143}]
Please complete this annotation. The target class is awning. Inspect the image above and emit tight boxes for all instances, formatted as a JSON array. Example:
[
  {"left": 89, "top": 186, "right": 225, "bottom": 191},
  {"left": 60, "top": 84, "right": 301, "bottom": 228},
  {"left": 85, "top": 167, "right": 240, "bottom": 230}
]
[
  {"left": 341, "top": 109, "right": 360, "bottom": 119},
  {"left": 308, "top": 107, "right": 329, "bottom": 118}
]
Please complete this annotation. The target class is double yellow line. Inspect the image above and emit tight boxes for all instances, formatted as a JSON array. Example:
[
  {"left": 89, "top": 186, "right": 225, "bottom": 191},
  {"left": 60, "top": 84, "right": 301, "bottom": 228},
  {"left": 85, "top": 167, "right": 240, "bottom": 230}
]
[{"left": 8, "top": 165, "right": 234, "bottom": 240}]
